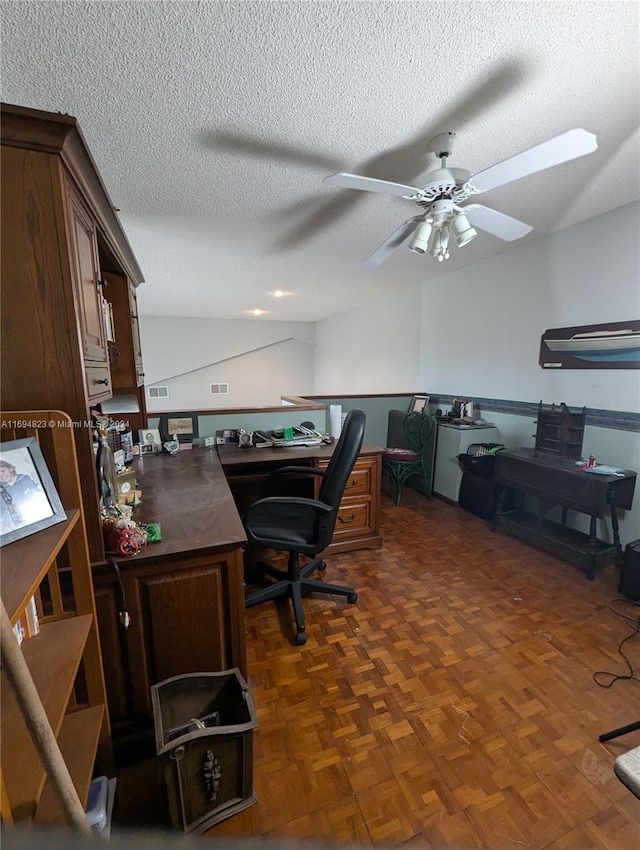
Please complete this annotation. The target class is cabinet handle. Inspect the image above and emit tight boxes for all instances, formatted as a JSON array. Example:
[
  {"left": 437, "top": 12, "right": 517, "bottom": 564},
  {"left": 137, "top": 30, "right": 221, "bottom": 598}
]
[
  {"left": 96, "top": 378, "right": 109, "bottom": 385},
  {"left": 337, "top": 513, "right": 356, "bottom": 524},
  {"left": 345, "top": 479, "right": 358, "bottom": 488}
]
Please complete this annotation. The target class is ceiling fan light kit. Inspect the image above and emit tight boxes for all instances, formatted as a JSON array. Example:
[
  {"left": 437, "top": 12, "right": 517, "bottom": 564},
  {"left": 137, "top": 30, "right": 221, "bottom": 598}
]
[
  {"left": 323, "top": 128, "right": 598, "bottom": 267},
  {"left": 451, "top": 212, "right": 477, "bottom": 248},
  {"left": 407, "top": 219, "right": 432, "bottom": 254}
]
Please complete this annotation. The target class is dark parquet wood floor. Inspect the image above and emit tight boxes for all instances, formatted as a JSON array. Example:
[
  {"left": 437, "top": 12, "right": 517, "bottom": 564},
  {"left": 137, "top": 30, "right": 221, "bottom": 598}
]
[{"left": 116, "top": 489, "right": 640, "bottom": 848}]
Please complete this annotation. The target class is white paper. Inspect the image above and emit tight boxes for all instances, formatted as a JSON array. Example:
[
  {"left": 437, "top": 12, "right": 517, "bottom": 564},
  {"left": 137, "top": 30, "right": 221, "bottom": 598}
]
[{"left": 329, "top": 405, "right": 343, "bottom": 440}]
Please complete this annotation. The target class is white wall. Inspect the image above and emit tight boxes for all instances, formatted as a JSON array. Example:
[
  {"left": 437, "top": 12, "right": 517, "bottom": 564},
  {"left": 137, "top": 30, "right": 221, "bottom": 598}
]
[
  {"left": 419, "top": 202, "right": 640, "bottom": 412},
  {"left": 312, "top": 204, "right": 640, "bottom": 543},
  {"left": 314, "top": 282, "right": 422, "bottom": 393},
  {"left": 139, "top": 316, "right": 315, "bottom": 410}
]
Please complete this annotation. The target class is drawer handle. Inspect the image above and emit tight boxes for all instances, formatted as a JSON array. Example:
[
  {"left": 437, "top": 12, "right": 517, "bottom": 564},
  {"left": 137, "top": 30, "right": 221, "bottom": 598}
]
[
  {"left": 338, "top": 513, "right": 356, "bottom": 524},
  {"left": 345, "top": 479, "right": 358, "bottom": 488},
  {"left": 95, "top": 378, "right": 109, "bottom": 385}
]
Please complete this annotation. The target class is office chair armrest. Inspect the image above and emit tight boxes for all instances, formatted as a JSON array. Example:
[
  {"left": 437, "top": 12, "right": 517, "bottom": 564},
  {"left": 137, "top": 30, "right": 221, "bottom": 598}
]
[
  {"left": 244, "top": 496, "right": 334, "bottom": 548},
  {"left": 245, "top": 496, "right": 332, "bottom": 522},
  {"left": 266, "top": 465, "right": 325, "bottom": 496}
]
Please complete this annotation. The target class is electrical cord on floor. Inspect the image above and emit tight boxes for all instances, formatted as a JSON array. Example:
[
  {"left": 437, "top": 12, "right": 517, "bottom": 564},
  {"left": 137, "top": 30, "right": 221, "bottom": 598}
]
[{"left": 593, "top": 598, "right": 640, "bottom": 688}]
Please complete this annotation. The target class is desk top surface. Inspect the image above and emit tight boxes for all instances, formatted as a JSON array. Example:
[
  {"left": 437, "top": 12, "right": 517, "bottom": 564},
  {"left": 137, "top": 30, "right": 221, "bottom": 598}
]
[
  {"left": 218, "top": 440, "right": 382, "bottom": 467},
  {"left": 498, "top": 447, "right": 636, "bottom": 482},
  {"left": 129, "top": 446, "right": 246, "bottom": 560}
]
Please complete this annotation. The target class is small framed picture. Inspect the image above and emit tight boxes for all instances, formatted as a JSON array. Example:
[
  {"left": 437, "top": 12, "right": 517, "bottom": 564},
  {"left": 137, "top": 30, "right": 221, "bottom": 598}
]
[
  {"left": 159, "top": 413, "right": 199, "bottom": 443},
  {"left": 408, "top": 395, "right": 430, "bottom": 414},
  {"left": 139, "top": 428, "right": 162, "bottom": 449},
  {"left": 451, "top": 398, "right": 468, "bottom": 418},
  {"left": 0, "top": 438, "right": 67, "bottom": 547}
]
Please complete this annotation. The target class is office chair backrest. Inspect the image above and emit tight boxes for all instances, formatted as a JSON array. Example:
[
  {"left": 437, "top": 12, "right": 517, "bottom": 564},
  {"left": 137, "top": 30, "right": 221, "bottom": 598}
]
[{"left": 318, "top": 409, "right": 366, "bottom": 509}]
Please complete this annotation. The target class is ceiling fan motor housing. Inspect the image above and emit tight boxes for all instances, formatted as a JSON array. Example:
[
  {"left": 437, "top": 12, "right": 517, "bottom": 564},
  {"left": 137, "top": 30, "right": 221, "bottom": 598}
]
[{"left": 412, "top": 167, "right": 472, "bottom": 206}]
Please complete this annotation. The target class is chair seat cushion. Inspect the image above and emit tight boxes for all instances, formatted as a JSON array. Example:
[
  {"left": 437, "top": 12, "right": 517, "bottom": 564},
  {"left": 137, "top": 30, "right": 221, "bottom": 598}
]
[{"left": 382, "top": 448, "right": 420, "bottom": 461}]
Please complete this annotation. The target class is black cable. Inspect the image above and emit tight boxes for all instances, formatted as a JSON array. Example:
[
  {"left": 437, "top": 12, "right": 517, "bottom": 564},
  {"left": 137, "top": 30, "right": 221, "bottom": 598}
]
[
  {"left": 592, "top": 598, "right": 640, "bottom": 688},
  {"left": 107, "top": 555, "right": 130, "bottom": 630}
]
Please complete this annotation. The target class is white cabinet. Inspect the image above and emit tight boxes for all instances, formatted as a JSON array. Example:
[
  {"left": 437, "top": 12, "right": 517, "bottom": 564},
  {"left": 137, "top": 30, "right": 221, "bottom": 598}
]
[{"left": 433, "top": 424, "right": 498, "bottom": 503}]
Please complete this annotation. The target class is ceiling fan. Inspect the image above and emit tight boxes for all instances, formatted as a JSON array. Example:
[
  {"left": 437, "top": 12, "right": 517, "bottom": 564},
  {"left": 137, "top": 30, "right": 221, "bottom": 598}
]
[{"left": 322, "top": 128, "right": 598, "bottom": 266}]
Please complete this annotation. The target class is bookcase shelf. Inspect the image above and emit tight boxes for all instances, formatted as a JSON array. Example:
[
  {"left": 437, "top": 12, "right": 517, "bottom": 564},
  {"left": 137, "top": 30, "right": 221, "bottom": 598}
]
[
  {"left": 1, "top": 511, "right": 80, "bottom": 626},
  {"left": 0, "top": 410, "right": 111, "bottom": 828}
]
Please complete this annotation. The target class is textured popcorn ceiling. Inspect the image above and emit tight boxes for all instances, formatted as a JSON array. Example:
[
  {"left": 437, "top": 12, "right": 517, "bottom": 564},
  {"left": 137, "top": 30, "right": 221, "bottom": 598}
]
[{"left": 2, "top": 1, "right": 638, "bottom": 321}]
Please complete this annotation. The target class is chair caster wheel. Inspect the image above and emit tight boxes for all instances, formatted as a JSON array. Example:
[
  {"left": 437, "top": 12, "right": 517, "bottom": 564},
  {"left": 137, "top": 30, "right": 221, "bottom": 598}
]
[
  {"left": 347, "top": 591, "right": 358, "bottom": 604},
  {"left": 318, "top": 560, "right": 327, "bottom": 572},
  {"left": 295, "top": 631, "right": 307, "bottom": 646}
]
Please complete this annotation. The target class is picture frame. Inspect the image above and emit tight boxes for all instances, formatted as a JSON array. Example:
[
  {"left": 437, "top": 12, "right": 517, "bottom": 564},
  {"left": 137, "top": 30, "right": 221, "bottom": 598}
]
[
  {"left": 539, "top": 318, "right": 640, "bottom": 370},
  {"left": 451, "top": 398, "right": 468, "bottom": 418},
  {"left": 408, "top": 395, "right": 430, "bottom": 414},
  {"left": 0, "top": 437, "right": 67, "bottom": 547},
  {"left": 158, "top": 413, "right": 199, "bottom": 443},
  {"left": 138, "top": 428, "right": 162, "bottom": 449}
]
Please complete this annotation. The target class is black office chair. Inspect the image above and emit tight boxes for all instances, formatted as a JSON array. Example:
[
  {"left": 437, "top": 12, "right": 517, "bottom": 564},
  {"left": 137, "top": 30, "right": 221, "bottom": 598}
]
[{"left": 243, "top": 408, "right": 366, "bottom": 645}]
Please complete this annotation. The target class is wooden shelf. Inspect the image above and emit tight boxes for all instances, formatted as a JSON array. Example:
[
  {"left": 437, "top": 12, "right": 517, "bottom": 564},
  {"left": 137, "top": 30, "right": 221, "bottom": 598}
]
[
  {"left": 34, "top": 704, "right": 105, "bottom": 825},
  {"left": 1, "top": 510, "right": 80, "bottom": 624},
  {"left": 1, "top": 615, "right": 93, "bottom": 820},
  {"left": 495, "top": 509, "right": 616, "bottom": 578}
]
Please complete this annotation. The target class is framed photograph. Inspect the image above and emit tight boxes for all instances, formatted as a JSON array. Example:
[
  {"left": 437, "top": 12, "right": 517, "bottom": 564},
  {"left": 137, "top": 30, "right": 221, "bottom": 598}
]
[
  {"left": 138, "top": 428, "right": 162, "bottom": 449},
  {"left": 408, "top": 395, "right": 430, "bottom": 414},
  {"left": 159, "top": 413, "right": 199, "bottom": 443},
  {"left": 0, "top": 438, "right": 67, "bottom": 547},
  {"left": 451, "top": 398, "right": 468, "bottom": 418}
]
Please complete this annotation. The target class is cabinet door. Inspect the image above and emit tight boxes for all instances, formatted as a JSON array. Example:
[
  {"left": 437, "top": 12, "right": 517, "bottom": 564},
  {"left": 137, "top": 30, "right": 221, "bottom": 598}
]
[
  {"left": 94, "top": 550, "right": 246, "bottom": 722},
  {"left": 103, "top": 273, "right": 145, "bottom": 389},
  {"left": 66, "top": 182, "right": 107, "bottom": 364},
  {"left": 129, "top": 284, "right": 145, "bottom": 386}
]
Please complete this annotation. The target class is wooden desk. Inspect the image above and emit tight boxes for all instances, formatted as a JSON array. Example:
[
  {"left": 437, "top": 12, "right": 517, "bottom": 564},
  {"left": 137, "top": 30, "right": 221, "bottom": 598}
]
[
  {"left": 92, "top": 441, "right": 382, "bottom": 733},
  {"left": 492, "top": 447, "right": 637, "bottom": 579},
  {"left": 218, "top": 441, "right": 383, "bottom": 554},
  {"left": 92, "top": 448, "right": 247, "bottom": 728}
]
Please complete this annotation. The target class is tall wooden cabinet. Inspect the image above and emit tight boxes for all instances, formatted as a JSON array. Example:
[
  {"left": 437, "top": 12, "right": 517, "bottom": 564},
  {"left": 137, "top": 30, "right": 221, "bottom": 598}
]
[
  {"left": 0, "top": 411, "right": 111, "bottom": 826},
  {"left": 1, "top": 103, "right": 146, "bottom": 563}
]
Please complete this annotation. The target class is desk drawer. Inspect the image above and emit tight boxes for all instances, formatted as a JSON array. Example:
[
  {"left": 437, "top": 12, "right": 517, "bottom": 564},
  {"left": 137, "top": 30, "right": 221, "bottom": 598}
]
[
  {"left": 85, "top": 363, "right": 112, "bottom": 402},
  {"left": 317, "top": 457, "right": 373, "bottom": 498},
  {"left": 333, "top": 502, "right": 370, "bottom": 538},
  {"left": 342, "top": 466, "right": 370, "bottom": 497}
]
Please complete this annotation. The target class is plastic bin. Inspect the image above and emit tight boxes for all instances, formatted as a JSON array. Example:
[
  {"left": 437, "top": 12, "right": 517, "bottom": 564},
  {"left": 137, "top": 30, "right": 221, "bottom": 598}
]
[
  {"left": 151, "top": 668, "right": 257, "bottom": 834},
  {"left": 457, "top": 443, "right": 506, "bottom": 520},
  {"left": 618, "top": 540, "right": 640, "bottom": 601},
  {"left": 457, "top": 443, "right": 505, "bottom": 478}
]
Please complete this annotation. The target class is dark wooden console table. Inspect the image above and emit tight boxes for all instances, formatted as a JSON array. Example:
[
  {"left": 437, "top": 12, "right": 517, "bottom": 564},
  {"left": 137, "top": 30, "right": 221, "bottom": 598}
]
[{"left": 492, "top": 447, "right": 636, "bottom": 579}]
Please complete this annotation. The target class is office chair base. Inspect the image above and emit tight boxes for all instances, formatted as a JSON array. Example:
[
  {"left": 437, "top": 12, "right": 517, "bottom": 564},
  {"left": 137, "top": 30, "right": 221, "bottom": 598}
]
[{"left": 245, "top": 555, "right": 357, "bottom": 644}]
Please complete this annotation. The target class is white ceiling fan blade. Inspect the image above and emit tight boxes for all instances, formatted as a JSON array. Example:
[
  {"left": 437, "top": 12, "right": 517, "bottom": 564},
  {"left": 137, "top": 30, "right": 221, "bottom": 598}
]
[
  {"left": 463, "top": 204, "right": 533, "bottom": 241},
  {"left": 364, "top": 217, "right": 422, "bottom": 267},
  {"left": 323, "top": 172, "right": 421, "bottom": 198},
  {"left": 469, "top": 128, "right": 598, "bottom": 194}
]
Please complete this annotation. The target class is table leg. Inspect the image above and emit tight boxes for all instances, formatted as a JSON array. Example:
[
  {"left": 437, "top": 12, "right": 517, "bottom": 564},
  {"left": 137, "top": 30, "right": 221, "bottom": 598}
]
[
  {"left": 491, "top": 485, "right": 505, "bottom": 532},
  {"left": 587, "top": 515, "right": 598, "bottom": 580},
  {"left": 610, "top": 493, "right": 623, "bottom": 565}
]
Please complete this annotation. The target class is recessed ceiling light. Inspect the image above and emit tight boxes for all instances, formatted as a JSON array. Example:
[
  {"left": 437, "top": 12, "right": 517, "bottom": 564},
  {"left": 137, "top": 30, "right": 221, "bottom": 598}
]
[
  {"left": 248, "top": 309, "right": 267, "bottom": 316},
  {"left": 270, "top": 289, "right": 290, "bottom": 298}
]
